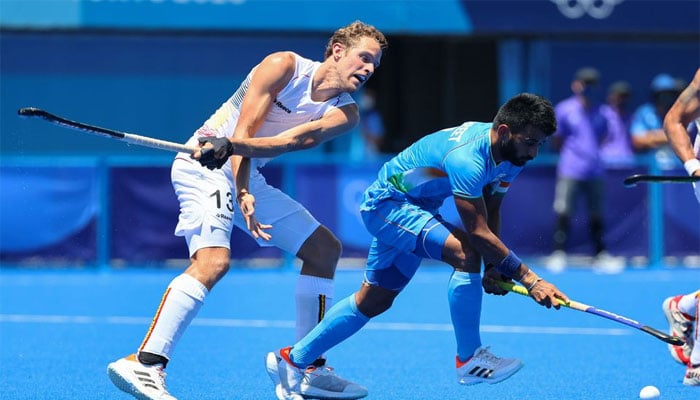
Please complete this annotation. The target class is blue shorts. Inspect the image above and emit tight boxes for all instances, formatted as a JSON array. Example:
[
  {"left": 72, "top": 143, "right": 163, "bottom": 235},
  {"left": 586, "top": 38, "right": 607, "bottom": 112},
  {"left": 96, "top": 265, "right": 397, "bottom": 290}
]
[{"left": 361, "top": 194, "right": 455, "bottom": 291}]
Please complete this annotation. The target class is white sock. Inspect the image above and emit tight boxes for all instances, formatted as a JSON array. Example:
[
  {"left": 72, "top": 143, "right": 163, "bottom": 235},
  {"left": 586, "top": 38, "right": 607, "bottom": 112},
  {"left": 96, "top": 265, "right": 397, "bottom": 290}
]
[
  {"left": 138, "top": 273, "right": 208, "bottom": 360},
  {"left": 295, "top": 274, "right": 334, "bottom": 342},
  {"left": 678, "top": 292, "right": 699, "bottom": 317}
]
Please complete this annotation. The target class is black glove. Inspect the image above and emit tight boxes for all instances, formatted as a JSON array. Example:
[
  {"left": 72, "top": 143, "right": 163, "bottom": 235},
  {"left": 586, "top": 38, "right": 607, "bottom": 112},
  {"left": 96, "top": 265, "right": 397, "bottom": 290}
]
[
  {"left": 197, "top": 137, "right": 235, "bottom": 170},
  {"left": 482, "top": 263, "right": 511, "bottom": 296}
]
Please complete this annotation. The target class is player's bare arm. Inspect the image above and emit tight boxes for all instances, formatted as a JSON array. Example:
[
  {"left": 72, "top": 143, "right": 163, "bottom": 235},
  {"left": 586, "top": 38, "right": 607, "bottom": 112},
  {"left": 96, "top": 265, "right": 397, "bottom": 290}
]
[
  {"left": 455, "top": 195, "right": 569, "bottom": 308},
  {"left": 231, "top": 105, "right": 359, "bottom": 158},
  {"left": 227, "top": 106, "right": 358, "bottom": 241},
  {"left": 663, "top": 68, "right": 700, "bottom": 175},
  {"left": 230, "top": 105, "right": 357, "bottom": 240},
  {"left": 483, "top": 188, "right": 503, "bottom": 237},
  {"left": 191, "top": 51, "right": 294, "bottom": 167},
  {"left": 232, "top": 51, "right": 296, "bottom": 240},
  {"left": 480, "top": 189, "right": 510, "bottom": 295}
]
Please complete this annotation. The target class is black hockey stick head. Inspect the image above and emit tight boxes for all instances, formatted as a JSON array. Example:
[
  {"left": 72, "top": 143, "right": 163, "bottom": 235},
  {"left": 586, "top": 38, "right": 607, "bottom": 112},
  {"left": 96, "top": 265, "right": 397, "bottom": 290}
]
[
  {"left": 623, "top": 174, "right": 644, "bottom": 187},
  {"left": 624, "top": 173, "right": 700, "bottom": 187},
  {"left": 640, "top": 326, "right": 685, "bottom": 346},
  {"left": 17, "top": 107, "right": 49, "bottom": 117}
]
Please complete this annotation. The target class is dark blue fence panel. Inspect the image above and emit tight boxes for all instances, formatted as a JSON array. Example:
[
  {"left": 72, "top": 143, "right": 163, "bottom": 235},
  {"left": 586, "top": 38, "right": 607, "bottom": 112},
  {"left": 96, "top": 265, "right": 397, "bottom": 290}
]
[
  {"left": 2, "top": 159, "right": 697, "bottom": 267},
  {"left": 0, "top": 163, "right": 99, "bottom": 264}
]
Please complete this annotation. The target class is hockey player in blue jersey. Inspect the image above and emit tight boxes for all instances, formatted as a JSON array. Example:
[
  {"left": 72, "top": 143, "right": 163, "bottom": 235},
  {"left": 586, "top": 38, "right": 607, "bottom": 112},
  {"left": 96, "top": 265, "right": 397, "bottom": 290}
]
[{"left": 268, "top": 92, "right": 571, "bottom": 399}]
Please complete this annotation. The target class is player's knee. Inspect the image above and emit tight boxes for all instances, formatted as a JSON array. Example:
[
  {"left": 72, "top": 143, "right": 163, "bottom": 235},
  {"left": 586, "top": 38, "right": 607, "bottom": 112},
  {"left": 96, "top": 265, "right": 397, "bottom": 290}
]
[
  {"left": 310, "top": 232, "right": 342, "bottom": 262},
  {"left": 355, "top": 284, "right": 398, "bottom": 318},
  {"left": 206, "top": 256, "right": 231, "bottom": 278},
  {"left": 189, "top": 254, "right": 230, "bottom": 288},
  {"left": 356, "top": 295, "right": 394, "bottom": 318},
  {"left": 446, "top": 249, "right": 481, "bottom": 273},
  {"left": 299, "top": 229, "right": 342, "bottom": 275}
]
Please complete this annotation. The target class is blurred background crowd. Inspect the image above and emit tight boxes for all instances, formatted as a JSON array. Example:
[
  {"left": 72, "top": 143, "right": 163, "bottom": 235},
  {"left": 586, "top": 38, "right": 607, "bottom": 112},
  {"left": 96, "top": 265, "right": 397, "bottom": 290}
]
[{"left": 1, "top": 0, "right": 698, "bottom": 269}]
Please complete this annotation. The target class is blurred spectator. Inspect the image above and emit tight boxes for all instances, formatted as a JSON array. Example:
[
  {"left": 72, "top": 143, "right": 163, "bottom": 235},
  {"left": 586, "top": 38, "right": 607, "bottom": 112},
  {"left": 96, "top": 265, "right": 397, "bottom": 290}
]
[
  {"left": 357, "top": 87, "right": 386, "bottom": 159},
  {"left": 630, "top": 73, "right": 684, "bottom": 169},
  {"left": 599, "top": 81, "right": 635, "bottom": 167},
  {"left": 547, "top": 67, "right": 620, "bottom": 272}
]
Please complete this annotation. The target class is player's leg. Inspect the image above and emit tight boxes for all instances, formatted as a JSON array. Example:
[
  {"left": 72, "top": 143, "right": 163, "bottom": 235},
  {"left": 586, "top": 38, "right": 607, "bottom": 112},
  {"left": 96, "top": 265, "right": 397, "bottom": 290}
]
[
  {"left": 108, "top": 158, "right": 234, "bottom": 400},
  {"left": 108, "top": 260, "right": 213, "bottom": 400},
  {"left": 273, "top": 288, "right": 384, "bottom": 400},
  {"left": 549, "top": 177, "right": 576, "bottom": 270},
  {"left": 285, "top": 267, "right": 407, "bottom": 364},
  {"left": 664, "top": 289, "right": 699, "bottom": 387},
  {"left": 439, "top": 223, "right": 482, "bottom": 357},
  {"left": 295, "top": 225, "right": 342, "bottom": 339},
  {"left": 662, "top": 290, "right": 696, "bottom": 365},
  {"left": 684, "top": 291, "right": 700, "bottom": 386},
  {"left": 274, "top": 241, "right": 415, "bottom": 399},
  {"left": 434, "top": 220, "right": 523, "bottom": 385},
  {"left": 294, "top": 226, "right": 365, "bottom": 400},
  {"left": 241, "top": 174, "right": 366, "bottom": 399},
  {"left": 586, "top": 179, "right": 606, "bottom": 255},
  {"left": 233, "top": 172, "right": 338, "bottom": 341},
  {"left": 552, "top": 177, "right": 576, "bottom": 252},
  {"left": 272, "top": 193, "right": 432, "bottom": 399}
]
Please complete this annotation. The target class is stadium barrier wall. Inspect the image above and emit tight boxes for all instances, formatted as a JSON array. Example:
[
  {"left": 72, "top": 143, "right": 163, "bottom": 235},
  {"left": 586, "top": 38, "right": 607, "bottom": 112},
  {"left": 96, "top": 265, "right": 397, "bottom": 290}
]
[
  {"left": 2, "top": 14, "right": 698, "bottom": 269},
  {"left": 1, "top": 155, "right": 698, "bottom": 268}
]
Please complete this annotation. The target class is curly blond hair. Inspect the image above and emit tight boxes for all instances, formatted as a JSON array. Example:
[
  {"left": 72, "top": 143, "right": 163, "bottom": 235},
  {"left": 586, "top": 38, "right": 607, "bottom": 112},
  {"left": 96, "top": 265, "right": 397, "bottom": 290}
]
[{"left": 324, "top": 21, "right": 388, "bottom": 59}]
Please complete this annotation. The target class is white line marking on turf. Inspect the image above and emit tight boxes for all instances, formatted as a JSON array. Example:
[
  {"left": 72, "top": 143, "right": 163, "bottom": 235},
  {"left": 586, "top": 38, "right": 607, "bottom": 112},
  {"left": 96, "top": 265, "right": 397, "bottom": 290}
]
[{"left": 0, "top": 313, "right": 630, "bottom": 336}]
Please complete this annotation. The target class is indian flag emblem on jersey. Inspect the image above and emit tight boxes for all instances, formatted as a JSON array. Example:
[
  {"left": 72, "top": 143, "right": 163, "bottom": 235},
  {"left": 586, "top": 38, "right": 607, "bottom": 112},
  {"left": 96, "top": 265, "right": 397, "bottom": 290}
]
[
  {"left": 388, "top": 167, "right": 447, "bottom": 193},
  {"left": 493, "top": 180, "right": 510, "bottom": 194}
]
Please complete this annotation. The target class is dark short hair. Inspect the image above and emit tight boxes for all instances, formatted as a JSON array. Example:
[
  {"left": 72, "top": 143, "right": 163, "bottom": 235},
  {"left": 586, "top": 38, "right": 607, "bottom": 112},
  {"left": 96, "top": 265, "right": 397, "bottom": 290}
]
[
  {"left": 492, "top": 93, "right": 557, "bottom": 136},
  {"left": 608, "top": 81, "right": 631, "bottom": 96},
  {"left": 324, "top": 21, "right": 388, "bottom": 59},
  {"left": 575, "top": 67, "right": 600, "bottom": 85}
]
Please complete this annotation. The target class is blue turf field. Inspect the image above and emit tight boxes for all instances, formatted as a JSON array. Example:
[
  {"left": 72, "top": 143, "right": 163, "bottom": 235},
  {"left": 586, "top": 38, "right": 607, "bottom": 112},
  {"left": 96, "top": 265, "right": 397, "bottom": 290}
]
[{"left": 1, "top": 265, "right": 698, "bottom": 400}]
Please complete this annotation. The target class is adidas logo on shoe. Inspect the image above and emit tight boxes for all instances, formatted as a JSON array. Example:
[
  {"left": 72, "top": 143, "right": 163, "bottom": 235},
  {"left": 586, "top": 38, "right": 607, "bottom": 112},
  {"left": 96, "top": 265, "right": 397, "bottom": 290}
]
[
  {"left": 465, "top": 366, "right": 495, "bottom": 379},
  {"left": 456, "top": 346, "right": 523, "bottom": 385}
]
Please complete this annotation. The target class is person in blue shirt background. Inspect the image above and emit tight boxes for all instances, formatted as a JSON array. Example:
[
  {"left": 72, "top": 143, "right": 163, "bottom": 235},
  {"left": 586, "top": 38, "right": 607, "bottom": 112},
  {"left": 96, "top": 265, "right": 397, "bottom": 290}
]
[{"left": 630, "top": 73, "right": 684, "bottom": 170}]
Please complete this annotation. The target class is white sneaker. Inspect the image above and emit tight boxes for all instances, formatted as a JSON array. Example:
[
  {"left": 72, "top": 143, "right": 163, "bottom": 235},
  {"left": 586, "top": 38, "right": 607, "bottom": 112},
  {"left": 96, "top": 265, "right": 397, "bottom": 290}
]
[
  {"left": 662, "top": 296, "right": 694, "bottom": 365},
  {"left": 456, "top": 346, "right": 523, "bottom": 385},
  {"left": 546, "top": 250, "right": 567, "bottom": 273},
  {"left": 107, "top": 354, "right": 176, "bottom": 400},
  {"left": 684, "top": 363, "right": 700, "bottom": 386},
  {"left": 269, "top": 347, "right": 368, "bottom": 400},
  {"left": 265, "top": 351, "right": 287, "bottom": 400},
  {"left": 272, "top": 347, "right": 304, "bottom": 400},
  {"left": 592, "top": 251, "right": 625, "bottom": 275}
]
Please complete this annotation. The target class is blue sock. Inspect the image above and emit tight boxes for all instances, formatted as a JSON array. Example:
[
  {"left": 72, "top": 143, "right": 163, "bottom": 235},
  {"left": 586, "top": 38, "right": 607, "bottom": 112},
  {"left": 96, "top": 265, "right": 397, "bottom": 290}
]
[
  {"left": 289, "top": 293, "right": 370, "bottom": 367},
  {"left": 448, "top": 271, "right": 483, "bottom": 361}
]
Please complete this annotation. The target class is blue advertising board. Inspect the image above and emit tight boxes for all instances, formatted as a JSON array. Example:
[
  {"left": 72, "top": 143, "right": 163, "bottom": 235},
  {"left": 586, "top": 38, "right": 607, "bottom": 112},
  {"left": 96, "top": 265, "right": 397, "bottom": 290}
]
[{"left": 2, "top": 0, "right": 697, "bottom": 35}]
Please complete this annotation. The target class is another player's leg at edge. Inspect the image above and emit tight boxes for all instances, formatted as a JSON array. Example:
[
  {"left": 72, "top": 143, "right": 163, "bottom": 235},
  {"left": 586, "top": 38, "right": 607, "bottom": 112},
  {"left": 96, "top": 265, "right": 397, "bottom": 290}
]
[{"left": 663, "top": 290, "right": 700, "bottom": 386}]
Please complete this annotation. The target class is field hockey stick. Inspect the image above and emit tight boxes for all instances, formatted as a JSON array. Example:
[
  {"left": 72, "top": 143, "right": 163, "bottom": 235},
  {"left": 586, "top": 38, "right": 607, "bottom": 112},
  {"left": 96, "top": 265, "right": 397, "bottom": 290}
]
[
  {"left": 623, "top": 173, "right": 700, "bottom": 187},
  {"left": 492, "top": 280, "right": 684, "bottom": 346},
  {"left": 18, "top": 107, "right": 196, "bottom": 154}
]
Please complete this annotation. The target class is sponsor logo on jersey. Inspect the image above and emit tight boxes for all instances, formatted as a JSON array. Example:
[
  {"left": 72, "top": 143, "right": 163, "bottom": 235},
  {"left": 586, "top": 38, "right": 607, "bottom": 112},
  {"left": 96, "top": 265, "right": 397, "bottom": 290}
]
[{"left": 274, "top": 98, "right": 292, "bottom": 114}]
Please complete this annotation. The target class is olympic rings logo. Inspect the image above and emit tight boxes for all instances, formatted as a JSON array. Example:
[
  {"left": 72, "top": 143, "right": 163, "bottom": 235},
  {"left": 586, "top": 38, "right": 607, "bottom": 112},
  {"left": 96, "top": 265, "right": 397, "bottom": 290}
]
[{"left": 550, "top": 0, "right": 624, "bottom": 19}]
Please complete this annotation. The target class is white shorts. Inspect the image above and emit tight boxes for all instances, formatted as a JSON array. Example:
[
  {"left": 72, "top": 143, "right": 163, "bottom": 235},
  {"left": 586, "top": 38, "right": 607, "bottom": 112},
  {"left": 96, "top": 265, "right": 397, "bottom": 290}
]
[{"left": 171, "top": 156, "right": 320, "bottom": 257}]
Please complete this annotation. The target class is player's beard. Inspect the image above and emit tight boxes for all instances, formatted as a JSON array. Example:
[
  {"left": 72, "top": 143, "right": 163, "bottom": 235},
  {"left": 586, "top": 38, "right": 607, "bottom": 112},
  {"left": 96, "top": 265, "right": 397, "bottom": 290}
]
[{"left": 501, "top": 139, "right": 531, "bottom": 167}]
